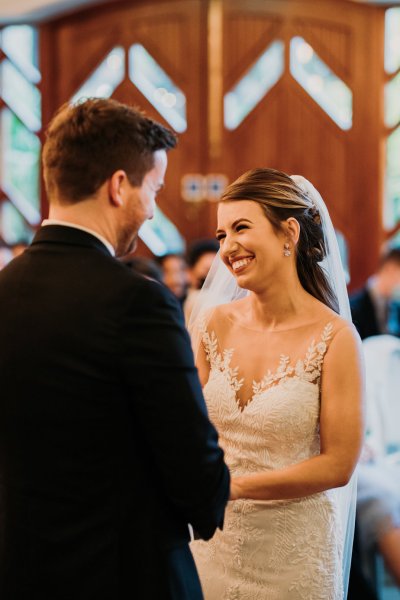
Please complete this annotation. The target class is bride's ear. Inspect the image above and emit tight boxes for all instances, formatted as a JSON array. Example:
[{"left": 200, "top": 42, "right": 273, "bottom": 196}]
[{"left": 284, "top": 218, "right": 300, "bottom": 246}]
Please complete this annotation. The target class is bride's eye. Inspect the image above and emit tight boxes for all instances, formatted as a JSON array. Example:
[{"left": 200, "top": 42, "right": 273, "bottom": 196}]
[
  {"left": 216, "top": 233, "right": 226, "bottom": 242},
  {"left": 236, "top": 224, "right": 248, "bottom": 232}
]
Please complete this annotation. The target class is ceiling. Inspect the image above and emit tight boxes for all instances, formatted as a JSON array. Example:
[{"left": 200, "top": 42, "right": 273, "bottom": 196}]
[
  {"left": 0, "top": 0, "right": 110, "bottom": 23},
  {"left": 0, "top": 0, "right": 400, "bottom": 24}
]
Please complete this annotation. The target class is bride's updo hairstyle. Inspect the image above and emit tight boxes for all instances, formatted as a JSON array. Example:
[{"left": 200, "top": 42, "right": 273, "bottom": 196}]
[{"left": 219, "top": 167, "right": 339, "bottom": 312}]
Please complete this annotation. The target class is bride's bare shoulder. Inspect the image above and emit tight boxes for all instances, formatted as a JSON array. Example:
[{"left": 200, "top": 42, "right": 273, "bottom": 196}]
[{"left": 209, "top": 297, "right": 249, "bottom": 324}]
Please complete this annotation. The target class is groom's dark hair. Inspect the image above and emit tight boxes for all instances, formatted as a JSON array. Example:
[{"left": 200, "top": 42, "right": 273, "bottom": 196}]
[{"left": 42, "top": 97, "right": 177, "bottom": 203}]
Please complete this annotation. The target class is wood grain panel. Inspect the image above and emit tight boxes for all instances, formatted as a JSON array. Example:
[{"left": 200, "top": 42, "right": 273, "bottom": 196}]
[
  {"left": 223, "top": 82, "right": 283, "bottom": 180},
  {"left": 293, "top": 18, "right": 353, "bottom": 84},
  {"left": 224, "top": 12, "right": 283, "bottom": 88}
]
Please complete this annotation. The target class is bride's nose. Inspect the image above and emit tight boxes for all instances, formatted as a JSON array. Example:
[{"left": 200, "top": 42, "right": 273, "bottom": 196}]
[{"left": 220, "top": 234, "right": 239, "bottom": 259}]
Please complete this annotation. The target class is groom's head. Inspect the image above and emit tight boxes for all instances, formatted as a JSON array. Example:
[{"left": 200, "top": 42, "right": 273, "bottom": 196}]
[
  {"left": 42, "top": 98, "right": 177, "bottom": 255},
  {"left": 43, "top": 98, "right": 177, "bottom": 202}
]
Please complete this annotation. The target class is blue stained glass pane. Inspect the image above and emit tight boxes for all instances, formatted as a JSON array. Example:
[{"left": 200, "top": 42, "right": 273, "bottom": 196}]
[
  {"left": 224, "top": 40, "right": 284, "bottom": 130},
  {"left": 1, "top": 25, "right": 40, "bottom": 84},
  {"left": 0, "top": 59, "right": 41, "bottom": 132},
  {"left": 0, "top": 201, "right": 33, "bottom": 245},
  {"left": 384, "top": 126, "right": 400, "bottom": 229},
  {"left": 385, "top": 8, "right": 400, "bottom": 75},
  {"left": 129, "top": 44, "right": 187, "bottom": 133},
  {"left": 385, "top": 71, "right": 400, "bottom": 128},
  {"left": 71, "top": 47, "right": 125, "bottom": 103},
  {"left": 0, "top": 108, "right": 41, "bottom": 224},
  {"left": 290, "top": 37, "right": 352, "bottom": 131},
  {"left": 139, "top": 206, "right": 185, "bottom": 256}
]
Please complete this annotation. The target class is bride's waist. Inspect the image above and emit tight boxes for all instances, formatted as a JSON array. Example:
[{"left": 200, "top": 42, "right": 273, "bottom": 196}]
[
  {"left": 226, "top": 455, "right": 318, "bottom": 475},
  {"left": 227, "top": 492, "right": 337, "bottom": 513}
]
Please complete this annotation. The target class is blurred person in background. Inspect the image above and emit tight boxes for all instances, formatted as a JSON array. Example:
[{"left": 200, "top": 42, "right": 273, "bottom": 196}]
[
  {"left": 350, "top": 247, "right": 400, "bottom": 340},
  {"left": 157, "top": 252, "right": 188, "bottom": 304},
  {"left": 184, "top": 238, "right": 219, "bottom": 323}
]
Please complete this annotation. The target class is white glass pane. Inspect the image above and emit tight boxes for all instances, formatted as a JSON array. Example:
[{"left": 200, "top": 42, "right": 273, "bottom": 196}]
[
  {"left": 384, "top": 126, "right": 400, "bottom": 229},
  {"left": 290, "top": 37, "right": 352, "bottom": 131},
  {"left": 1, "top": 25, "right": 40, "bottom": 84},
  {"left": 385, "top": 8, "right": 400, "bottom": 75},
  {"left": 385, "top": 71, "right": 400, "bottom": 128},
  {"left": 129, "top": 44, "right": 187, "bottom": 133},
  {"left": 0, "top": 109, "right": 41, "bottom": 224},
  {"left": 139, "top": 206, "right": 185, "bottom": 256},
  {"left": 71, "top": 47, "right": 125, "bottom": 103},
  {"left": 224, "top": 40, "right": 284, "bottom": 130},
  {"left": 0, "top": 201, "right": 34, "bottom": 245},
  {"left": 0, "top": 59, "right": 41, "bottom": 132}
]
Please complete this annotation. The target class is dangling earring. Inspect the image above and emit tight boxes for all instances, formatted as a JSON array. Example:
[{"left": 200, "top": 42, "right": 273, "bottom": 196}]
[{"left": 283, "top": 242, "right": 291, "bottom": 257}]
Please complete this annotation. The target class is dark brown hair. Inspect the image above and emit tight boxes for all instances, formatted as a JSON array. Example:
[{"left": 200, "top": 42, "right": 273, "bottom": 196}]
[
  {"left": 42, "top": 97, "right": 177, "bottom": 202},
  {"left": 220, "top": 167, "right": 339, "bottom": 312}
]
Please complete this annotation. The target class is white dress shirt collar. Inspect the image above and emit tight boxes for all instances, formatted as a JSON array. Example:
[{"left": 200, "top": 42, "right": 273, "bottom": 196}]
[{"left": 42, "top": 219, "right": 115, "bottom": 257}]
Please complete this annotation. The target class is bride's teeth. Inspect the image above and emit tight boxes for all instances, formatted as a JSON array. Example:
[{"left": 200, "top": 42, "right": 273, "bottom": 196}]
[{"left": 232, "top": 258, "right": 253, "bottom": 271}]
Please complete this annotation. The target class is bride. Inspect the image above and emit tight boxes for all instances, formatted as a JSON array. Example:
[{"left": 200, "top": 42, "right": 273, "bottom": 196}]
[{"left": 189, "top": 168, "right": 364, "bottom": 599}]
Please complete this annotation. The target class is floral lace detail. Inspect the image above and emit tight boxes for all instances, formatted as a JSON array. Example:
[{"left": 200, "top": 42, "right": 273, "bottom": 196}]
[
  {"left": 201, "top": 326, "right": 244, "bottom": 393},
  {"left": 200, "top": 318, "right": 333, "bottom": 406},
  {"left": 253, "top": 322, "right": 333, "bottom": 395},
  {"left": 191, "top": 316, "right": 343, "bottom": 599}
]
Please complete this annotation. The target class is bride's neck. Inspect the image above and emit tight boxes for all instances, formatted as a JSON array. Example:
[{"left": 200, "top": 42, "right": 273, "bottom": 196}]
[{"left": 247, "top": 280, "right": 312, "bottom": 330}]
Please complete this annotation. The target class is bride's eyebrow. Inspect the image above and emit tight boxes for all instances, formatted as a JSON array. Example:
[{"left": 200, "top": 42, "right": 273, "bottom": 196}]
[{"left": 216, "top": 218, "right": 253, "bottom": 235}]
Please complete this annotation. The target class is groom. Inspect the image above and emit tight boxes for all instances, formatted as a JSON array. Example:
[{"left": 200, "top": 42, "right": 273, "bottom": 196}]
[{"left": 0, "top": 99, "right": 230, "bottom": 599}]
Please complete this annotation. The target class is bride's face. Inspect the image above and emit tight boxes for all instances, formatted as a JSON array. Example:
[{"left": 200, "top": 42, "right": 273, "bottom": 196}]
[{"left": 216, "top": 200, "right": 287, "bottom": 291}]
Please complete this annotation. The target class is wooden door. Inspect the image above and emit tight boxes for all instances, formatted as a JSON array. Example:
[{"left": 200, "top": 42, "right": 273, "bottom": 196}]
[{"left": 218, "top": 0, "right": 384, "bottom": 290}]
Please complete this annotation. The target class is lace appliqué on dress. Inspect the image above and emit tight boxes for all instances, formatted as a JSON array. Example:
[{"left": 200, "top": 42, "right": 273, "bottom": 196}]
[
  {"left": 191, "top": 316, "right": 343, "bottom": 599},
  {"left": 199, "top": 317, "right": 333, "bottom": 407}
]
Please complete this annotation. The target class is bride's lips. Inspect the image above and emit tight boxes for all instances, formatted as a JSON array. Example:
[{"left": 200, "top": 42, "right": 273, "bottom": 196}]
[{"left": 230, "top": 256, "right": 254, "bottom": 273}]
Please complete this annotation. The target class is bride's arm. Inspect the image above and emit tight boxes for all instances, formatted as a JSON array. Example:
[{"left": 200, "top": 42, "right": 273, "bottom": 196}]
[
  {"left": 196, "top": 339, "right": 211, "bottom": 387},
  {"left": 230, "top": 324, "right": 365, "bottom": 500}
]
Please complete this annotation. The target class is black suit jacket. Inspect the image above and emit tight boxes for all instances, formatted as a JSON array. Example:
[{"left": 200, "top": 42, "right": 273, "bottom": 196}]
[
  {"left": 0, "top": 226, "right": 230, "bottom": 600},
  {"left": 349, "top": 287, "right": 381, "bottom": 340}
]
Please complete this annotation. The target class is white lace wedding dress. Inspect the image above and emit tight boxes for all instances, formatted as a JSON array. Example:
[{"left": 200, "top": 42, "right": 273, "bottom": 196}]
[{"left": 190, "top": 313, "right": 344, "bottom": 600}]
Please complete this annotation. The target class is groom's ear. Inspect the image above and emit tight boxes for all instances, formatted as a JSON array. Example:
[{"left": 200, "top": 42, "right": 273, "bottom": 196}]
[
  {"left": 285, "top": 218, "right": 300, "bottom": 245},
  {"left": 108, "top": 170, "right": 128, "bottom": 207}
]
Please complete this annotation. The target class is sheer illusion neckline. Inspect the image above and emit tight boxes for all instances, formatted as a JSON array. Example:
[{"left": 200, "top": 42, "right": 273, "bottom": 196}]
[
  {"left": 201, "top": 320, "right": 334, "bottom": 412},
  {"left": 225, "top": 312, "right": 337, "bottom": 334}
]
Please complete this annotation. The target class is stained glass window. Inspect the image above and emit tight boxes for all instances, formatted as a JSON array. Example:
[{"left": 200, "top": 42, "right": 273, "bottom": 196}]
[
  {"left": 385, "top": 71, "right": 400, "bottom": 128},
  {"left": 384, "top": 8, "right": 400, "bottom": 233},
  {"left": 0, "top": 201, "right": 33, "bottom": 245},
  {"left": 129, "top": 44, "right": 187, "bottom": 133},
  {"left": 224, "top": 41, "right": 284, "bottom": 130},
  {"left": 1, "top": 25, "right": 40, "bottom": 83},
  {"left": 139, "top": 206, "right": 185, "bottom": 256},
  {"left": 72, "top": 47, "right": 125, "bottom": 102},
  {"left": 384, "top": 126, "right": 400, "bottom": 230},
  {"left": 0, "top": 25, "right": 41, "bottom": 244},
  {"left": 385, "top": 8, "right": 400, "bottom": 75},
  {"left": 0, "top": 109, "right": 41, "bottom": 222},
  {"left": 290, "top": 37, "right": 352, "bottom": 130}
]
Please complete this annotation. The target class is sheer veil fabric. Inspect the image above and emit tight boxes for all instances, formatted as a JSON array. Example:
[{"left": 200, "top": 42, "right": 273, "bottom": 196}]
[{"left": 188, "top": 175, "right": 356, "bottom": 597}]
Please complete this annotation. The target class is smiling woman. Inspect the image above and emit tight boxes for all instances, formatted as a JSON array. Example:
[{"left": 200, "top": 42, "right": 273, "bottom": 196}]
[{"left": 189, "top": 167, "right": 364, "bottom": 600}]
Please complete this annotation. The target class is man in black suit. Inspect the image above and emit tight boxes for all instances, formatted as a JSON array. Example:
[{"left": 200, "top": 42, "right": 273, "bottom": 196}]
[
  {"left": 350, "top": 247, "right": 400, "bottom": 340},
  {"left": 0, "top": 98, "right": 230, "bottom": 599}
]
